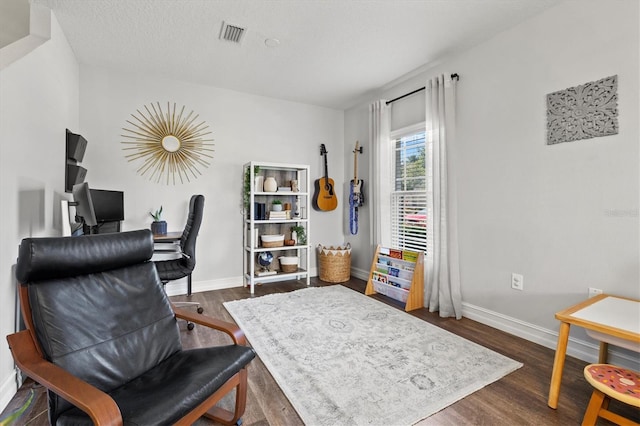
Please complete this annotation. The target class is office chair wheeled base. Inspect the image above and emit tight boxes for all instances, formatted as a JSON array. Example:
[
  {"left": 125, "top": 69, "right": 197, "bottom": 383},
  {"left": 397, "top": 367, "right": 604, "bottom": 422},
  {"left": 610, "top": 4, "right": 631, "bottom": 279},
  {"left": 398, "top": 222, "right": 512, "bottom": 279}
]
[{"left": 172, "top": 302, "right": 203, "bottom": 330}]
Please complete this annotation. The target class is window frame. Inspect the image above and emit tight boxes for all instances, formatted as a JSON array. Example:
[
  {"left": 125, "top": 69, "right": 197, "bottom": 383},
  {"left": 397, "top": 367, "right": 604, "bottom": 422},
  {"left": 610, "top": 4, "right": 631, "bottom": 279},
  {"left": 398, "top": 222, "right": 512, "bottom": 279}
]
[{"left": 389, "top": 122, "right": 429, "bottom": 254}]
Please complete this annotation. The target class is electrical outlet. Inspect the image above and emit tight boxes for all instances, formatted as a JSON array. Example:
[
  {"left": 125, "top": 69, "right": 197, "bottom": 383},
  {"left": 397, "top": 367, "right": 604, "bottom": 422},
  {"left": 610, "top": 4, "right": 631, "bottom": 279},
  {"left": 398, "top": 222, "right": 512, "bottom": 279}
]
[
  {"left": 588, "top": 287, "right": 603, "bottom": 298},
  {"left": 511, "top": 273, "right": 524, "bottom": 291}
]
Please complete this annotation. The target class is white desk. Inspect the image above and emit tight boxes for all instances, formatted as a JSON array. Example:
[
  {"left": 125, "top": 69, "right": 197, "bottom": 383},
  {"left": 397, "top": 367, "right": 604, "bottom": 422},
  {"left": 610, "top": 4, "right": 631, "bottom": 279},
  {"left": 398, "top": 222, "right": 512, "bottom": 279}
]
[
  {"left": 548, "top": 294, "right": 640, "bottom": 409},
  {"left": 152, "top": 232, "right": 182, "bottom": 253}
]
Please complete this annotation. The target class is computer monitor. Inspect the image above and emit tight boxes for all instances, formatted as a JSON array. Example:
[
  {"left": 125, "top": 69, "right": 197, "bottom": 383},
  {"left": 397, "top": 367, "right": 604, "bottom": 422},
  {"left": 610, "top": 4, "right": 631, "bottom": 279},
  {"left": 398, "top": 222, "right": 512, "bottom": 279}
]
[
  {"left": 71, "top": 182, "right": 97, "bottom": 227},
  {"left": 90, "top": 189, "right": 124, "bottom": 222}
]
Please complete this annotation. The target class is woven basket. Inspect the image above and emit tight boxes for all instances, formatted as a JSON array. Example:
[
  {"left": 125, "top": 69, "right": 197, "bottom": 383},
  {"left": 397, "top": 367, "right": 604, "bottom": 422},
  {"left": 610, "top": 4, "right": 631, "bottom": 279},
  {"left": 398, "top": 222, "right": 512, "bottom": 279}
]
[
  {"left": 281, "top": 264, "right": 298, "bottom": 273},
  {"left": 262, "top": 240, "right": 284, "bottom": 248},
  {"left": 317, "top": 244, "right": 351, "bottom": 283}
]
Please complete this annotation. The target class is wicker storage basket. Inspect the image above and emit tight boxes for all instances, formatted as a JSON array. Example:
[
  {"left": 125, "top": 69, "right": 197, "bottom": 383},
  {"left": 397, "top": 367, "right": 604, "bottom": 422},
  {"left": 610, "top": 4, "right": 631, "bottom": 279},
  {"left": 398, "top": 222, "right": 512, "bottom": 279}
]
[
  {"left": 281, "top": 264, "right": 298, "bottom": 273},
  {"left": 279, "top": 256, "right": 298, "bottom": 273},
  {"left": 317, "top": 244, "right": 351, "bottom": 283},
  {"left": 261, "top": 234, "right": 284, "bottom": 248},
  {"left": 262, "top": 240, "right": 284, "bottom": 248}
]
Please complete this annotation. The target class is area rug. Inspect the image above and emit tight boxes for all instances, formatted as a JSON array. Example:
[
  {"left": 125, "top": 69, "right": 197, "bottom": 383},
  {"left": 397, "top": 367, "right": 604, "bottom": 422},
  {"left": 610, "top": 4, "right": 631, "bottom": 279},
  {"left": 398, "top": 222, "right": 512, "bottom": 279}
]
[{"left": 223, "top": 286, "right": 522, "bottom": 425}]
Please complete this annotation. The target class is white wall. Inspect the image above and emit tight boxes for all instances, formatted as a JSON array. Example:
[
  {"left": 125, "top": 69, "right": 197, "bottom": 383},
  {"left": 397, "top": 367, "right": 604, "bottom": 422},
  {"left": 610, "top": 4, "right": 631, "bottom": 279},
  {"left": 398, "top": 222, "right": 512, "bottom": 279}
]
[
  {"left": 0, "top": 8, "right": 79, "bottom": 410},
  {"left": 78, "top": 66, "right": 345, "bottom": 290},
  {"left": 0, "top": 6, "right": 345, "bottom": 410},
  {"left": 345, "top": 0, "right": 639, "bottom": 366}
]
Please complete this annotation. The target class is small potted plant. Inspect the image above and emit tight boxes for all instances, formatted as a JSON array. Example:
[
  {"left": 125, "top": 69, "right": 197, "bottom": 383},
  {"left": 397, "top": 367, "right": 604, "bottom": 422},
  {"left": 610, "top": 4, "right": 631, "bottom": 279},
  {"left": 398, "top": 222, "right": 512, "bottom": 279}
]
[
  {"left": 149, "top": 206, "right": 167, "bottom": 235},
  {"left": 272, "top": 200, "right": 283, "bottom": 212},
  {"left": 290, "top": 225, "right": 307, "bottom": 245}
]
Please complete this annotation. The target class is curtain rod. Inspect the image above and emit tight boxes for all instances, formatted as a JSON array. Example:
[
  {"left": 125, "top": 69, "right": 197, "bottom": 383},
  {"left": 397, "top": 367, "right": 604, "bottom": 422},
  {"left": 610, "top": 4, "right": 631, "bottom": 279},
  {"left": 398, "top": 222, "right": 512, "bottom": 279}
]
[{"left": 386, "top": 73, "right": 459, "bottom": 105}]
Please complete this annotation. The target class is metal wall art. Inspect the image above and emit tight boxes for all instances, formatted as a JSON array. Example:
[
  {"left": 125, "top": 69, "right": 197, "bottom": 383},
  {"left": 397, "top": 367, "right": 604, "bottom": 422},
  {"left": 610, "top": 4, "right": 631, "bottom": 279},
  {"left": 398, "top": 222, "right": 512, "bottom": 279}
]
[
  {"left": 122, "top": 102, "right": 214, "bottom": 184},
  {"left": 546, "top": 75, "right": 618, "bottom": 145}
]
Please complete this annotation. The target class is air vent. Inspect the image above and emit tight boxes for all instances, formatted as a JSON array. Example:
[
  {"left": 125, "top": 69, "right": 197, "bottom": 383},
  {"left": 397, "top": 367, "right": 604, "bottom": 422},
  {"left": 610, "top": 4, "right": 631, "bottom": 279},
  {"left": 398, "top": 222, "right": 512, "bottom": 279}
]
[{"left": 219, "top": 22, "right": 246, "bottom": 44}]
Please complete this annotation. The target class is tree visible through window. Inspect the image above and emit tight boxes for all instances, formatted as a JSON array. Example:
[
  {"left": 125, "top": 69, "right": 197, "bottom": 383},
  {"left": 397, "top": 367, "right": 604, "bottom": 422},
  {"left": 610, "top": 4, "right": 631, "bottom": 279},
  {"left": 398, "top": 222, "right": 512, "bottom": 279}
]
[{"left": 391, "top": 129, "right": 428, "bottom": 253}]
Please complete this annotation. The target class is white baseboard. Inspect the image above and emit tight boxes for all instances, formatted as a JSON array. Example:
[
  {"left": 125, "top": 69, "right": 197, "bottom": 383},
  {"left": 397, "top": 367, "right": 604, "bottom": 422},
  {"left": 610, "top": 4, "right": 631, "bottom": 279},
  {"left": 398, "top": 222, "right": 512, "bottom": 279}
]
[
  {"left": 351, "top": 267, "right": 370, "bottom": 282},
  {"left": 165, "top": 268, "right": 321, "bottom": 297},
  {"left": 0, "top": 370, "right": 18, "bottom": 414},
  {"left": 462, "top": 302, "right": 640, "bottom": 370},
  {"left": 165, "top": 276, "right": 243, "bottom": 296}
]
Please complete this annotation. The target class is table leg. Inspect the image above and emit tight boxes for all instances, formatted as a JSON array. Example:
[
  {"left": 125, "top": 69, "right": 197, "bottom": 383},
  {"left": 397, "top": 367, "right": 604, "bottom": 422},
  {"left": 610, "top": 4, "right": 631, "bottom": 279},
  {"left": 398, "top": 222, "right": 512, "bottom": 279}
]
[
  {"left": 548, "top": 321, "right": 570, "bottom": 409},
  {"left": 598, "top": 341, "right": 609, "bottom": 363}
]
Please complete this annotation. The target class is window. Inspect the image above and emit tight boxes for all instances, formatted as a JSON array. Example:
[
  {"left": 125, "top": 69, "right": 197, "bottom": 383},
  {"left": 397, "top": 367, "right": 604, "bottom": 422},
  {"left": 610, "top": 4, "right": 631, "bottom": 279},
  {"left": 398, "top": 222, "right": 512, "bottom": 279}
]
[{"left": 390, "top": 124, "right": 429, "bottom": 254}]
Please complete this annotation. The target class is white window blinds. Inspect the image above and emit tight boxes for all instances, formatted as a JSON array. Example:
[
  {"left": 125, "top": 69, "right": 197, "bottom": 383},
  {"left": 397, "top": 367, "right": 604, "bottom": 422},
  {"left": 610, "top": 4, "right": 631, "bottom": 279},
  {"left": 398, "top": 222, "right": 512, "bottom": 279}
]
[{"left": 390, "top": 129, "right": 429, "bottom": 254}]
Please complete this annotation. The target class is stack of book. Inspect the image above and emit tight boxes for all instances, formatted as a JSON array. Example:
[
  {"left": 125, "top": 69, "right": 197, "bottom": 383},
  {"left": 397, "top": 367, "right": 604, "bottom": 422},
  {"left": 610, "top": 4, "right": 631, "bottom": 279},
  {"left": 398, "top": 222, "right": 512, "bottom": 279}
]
[
  {"left": 268, "top": 210, "right": 291, "bottom": 220},
  {"left": 253, "top": 203, "right": 267, "bottom": 220}
]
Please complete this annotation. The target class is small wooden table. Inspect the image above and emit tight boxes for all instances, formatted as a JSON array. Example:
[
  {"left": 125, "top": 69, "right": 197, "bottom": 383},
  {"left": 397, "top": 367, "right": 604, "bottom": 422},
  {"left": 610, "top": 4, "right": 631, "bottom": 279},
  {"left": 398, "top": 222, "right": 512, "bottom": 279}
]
[{"left": 548, "top": 294, "right": 640, "bottom": 409}]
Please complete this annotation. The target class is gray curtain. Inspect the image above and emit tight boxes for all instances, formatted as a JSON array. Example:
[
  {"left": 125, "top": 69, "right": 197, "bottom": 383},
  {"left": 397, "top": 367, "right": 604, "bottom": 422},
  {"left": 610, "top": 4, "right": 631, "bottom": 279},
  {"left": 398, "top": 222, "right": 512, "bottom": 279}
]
[{"left": 368, "top": 100, "right": 391, "bottom": 250}]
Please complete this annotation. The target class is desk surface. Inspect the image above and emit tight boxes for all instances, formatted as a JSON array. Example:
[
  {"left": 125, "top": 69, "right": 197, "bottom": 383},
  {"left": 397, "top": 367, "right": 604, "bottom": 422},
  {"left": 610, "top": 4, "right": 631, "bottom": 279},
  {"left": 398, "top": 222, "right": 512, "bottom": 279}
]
[
  {"left": 153, "top": 232, "right": 182, "bottom": 242},
  {"left": 556, "top": 294, "right": 640, "bottom": 341}
]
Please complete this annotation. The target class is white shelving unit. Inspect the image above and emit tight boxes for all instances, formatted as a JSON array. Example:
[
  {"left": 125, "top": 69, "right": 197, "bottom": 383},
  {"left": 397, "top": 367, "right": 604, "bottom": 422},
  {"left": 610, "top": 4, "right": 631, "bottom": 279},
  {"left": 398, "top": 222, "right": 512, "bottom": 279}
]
[{"left": 243, "top": 161, "right": 311, "bottom": 294}]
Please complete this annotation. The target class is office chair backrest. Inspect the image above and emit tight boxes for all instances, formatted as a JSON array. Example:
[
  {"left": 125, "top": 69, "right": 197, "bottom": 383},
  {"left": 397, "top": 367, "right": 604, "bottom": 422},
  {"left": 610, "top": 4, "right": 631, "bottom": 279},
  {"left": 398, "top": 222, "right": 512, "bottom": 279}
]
[
  {"left": 179, "top": 194, "right": 204, "bottom": 271},
  {"left": 15, "top": 230, "right": 182, "bottom": 424}
]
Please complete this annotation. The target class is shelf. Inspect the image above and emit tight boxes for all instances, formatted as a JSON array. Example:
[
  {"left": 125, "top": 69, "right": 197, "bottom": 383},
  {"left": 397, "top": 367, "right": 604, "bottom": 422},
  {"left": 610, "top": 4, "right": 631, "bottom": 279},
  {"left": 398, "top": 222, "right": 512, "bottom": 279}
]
[
  {"left": 371, "top": 281, "right": 410, "bottom": 303},
  {"left": 243, "top": 161, "right": 311, "bottom": 294},
  {"left": 247, "top": 219, "right": 308, "bottom": 224},
  {"left": 249, "top": 161, "right": 310, "bottom": 171},
  {"left": 244, "top": 244, "right": 309, "bottom": 252},
  {"left": 378, "top": 255, "right": 418, "bottom": 268},
  {"left": 254, "top": 191, "right": 308, "bottom": 196},
  {"left": 366, "top": 244, "right": 424, "bottom": 312},
  {"left": 245, "top": 268, "right": 308, "bottom": 282}
]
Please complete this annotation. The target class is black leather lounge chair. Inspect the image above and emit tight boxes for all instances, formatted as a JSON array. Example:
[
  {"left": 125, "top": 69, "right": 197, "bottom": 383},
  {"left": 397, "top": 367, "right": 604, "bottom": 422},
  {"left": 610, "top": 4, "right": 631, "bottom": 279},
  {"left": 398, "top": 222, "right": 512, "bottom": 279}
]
[{"left": 7, "top": 229, "right": 255, "bottom": 425}]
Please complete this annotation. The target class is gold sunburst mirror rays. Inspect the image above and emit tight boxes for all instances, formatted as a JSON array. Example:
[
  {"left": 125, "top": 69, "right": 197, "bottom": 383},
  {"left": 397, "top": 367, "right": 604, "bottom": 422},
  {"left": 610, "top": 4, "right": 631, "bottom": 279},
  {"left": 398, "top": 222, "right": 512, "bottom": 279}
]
[{"left": 121, "top": 102, "right": 214, "bottom": 184}]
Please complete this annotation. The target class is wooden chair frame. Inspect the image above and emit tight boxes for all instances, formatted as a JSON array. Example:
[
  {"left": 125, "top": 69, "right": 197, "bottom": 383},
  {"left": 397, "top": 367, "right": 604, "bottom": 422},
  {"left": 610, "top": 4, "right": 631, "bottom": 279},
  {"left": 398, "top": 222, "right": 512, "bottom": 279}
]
[{"left": 582, "top": 388, "right": 640, "bottom": 426}]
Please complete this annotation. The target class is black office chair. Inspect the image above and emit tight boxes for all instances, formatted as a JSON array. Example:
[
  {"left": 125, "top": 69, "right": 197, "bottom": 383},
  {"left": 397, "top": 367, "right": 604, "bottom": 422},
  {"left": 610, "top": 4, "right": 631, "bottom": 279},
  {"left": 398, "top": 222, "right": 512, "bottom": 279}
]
[{"left": 154, "top": 194, "right": 204, "bottom": 329}]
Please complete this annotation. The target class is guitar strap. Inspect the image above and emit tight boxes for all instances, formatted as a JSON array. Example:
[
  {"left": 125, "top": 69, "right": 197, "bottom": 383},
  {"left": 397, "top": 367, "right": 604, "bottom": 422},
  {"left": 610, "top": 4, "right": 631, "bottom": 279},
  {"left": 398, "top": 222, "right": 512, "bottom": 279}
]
[
  {"left": 349, "top": 142, "right": 364, "bottom": 235},
  {"left": 349, "top": 188, "right": 358, "bottom": 235}
]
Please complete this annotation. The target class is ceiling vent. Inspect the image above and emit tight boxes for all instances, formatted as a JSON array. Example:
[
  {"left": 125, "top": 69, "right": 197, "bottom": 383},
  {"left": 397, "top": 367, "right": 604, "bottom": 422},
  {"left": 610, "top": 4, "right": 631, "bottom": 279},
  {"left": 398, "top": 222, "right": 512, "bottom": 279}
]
[{"left": 219, "top": 22, "right": 246, "bottom": 44}]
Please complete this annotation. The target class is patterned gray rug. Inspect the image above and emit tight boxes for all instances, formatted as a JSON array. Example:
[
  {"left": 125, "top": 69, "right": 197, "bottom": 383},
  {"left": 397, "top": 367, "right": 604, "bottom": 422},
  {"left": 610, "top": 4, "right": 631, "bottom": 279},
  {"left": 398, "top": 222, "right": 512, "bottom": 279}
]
[{"left": 224, "top": 285, "right": 522, "bottom": 425}]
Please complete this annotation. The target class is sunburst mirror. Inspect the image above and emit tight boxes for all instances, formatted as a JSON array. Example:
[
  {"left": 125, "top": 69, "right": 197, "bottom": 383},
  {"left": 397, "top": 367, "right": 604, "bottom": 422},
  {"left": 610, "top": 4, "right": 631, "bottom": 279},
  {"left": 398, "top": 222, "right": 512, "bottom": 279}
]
[{"left": 121, "top": 102, "right": 214, "bottom": 184}]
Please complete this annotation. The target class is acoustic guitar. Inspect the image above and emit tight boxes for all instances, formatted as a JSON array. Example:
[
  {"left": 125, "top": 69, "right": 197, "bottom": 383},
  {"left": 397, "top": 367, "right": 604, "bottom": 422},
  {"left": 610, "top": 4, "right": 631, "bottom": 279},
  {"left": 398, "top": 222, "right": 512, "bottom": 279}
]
[{"left": 313, "top": 144, "right": 338, "bottom": 211}]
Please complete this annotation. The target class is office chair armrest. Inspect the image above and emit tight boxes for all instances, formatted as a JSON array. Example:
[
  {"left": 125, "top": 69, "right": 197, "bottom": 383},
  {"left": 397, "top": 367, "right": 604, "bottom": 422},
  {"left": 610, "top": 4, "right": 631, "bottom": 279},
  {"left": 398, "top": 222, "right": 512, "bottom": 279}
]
[
  {"left": 7, "top": 330, "right": 123, "bottom": 426},
  {"left": 172, "top": 306, "right": 247, "bottom": 345}
]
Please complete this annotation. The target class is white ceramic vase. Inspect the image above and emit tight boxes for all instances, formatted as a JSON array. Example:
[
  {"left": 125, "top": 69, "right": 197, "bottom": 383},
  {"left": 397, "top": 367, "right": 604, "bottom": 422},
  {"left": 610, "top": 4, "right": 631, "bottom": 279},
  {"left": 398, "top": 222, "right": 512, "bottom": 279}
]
[
  {"left": 264, "top": 177, "right": 277, "bottom": 192},
  {"left": 254, "top": 176, "right": 264, "bottom": 192}
]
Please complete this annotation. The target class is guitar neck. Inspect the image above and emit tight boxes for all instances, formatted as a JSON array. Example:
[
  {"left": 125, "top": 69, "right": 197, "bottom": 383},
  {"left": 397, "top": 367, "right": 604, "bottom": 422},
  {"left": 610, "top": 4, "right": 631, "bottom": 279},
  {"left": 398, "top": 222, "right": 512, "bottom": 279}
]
[
  {"left": 353, "top": 142, "right": 359, "bottom": 182},
  {"left": 324, "top": 152, "right": 329, "bottom": 180},
  {"left": 353, "top": 150, "right": 357, "bottom": 182}
]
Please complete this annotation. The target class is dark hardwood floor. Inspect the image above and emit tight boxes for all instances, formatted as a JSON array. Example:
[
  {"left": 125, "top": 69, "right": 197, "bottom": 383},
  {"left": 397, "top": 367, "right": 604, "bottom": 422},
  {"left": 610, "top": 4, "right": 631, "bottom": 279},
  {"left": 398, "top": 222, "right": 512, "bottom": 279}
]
[{"left": 3, "top": 277, "right": 637, "bottom": 425}]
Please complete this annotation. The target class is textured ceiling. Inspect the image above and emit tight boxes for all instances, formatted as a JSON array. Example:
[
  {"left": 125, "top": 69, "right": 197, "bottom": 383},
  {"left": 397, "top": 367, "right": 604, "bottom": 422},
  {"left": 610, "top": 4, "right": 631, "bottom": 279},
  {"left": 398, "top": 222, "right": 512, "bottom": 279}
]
[{"left": 31, "top": 0, "right": 563, "bottom": 109}]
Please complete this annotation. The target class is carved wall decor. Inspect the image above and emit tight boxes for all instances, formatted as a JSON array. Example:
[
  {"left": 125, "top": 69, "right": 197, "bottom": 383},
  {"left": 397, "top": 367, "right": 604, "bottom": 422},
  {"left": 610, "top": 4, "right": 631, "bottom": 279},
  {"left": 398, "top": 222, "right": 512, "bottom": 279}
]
[
  {"left": 121, "top": 102, "right": 214, "bottom": 184},
  {"left": 546, "top": 75, "right": 618, "bottom": 145}
]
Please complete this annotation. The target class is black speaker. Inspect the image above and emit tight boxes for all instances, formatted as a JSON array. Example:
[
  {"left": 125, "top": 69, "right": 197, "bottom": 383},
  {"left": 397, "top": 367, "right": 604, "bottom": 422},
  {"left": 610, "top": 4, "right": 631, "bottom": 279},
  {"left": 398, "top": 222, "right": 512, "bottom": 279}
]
[
  {"left": 65, "top": 164, "right": 87, "bottom": 193},
  {"left": 66, "top": 129, "right": 87, "bottom": 162}
]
